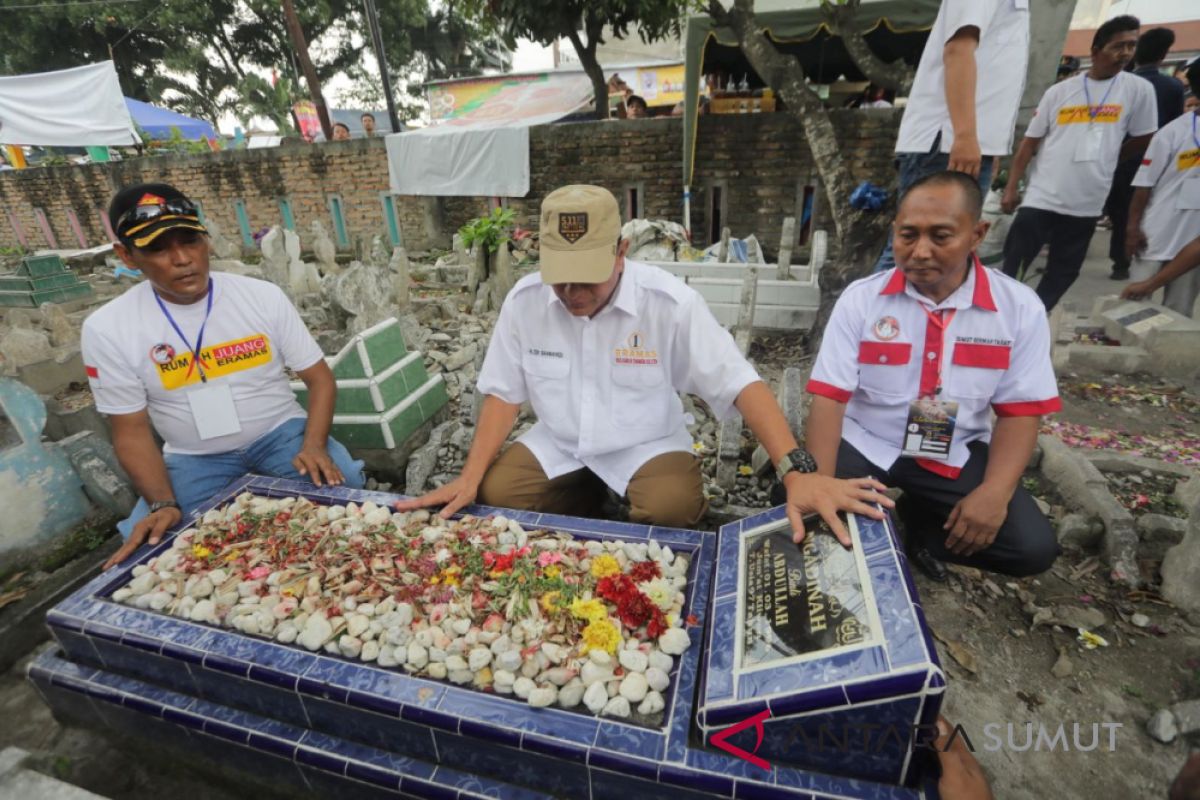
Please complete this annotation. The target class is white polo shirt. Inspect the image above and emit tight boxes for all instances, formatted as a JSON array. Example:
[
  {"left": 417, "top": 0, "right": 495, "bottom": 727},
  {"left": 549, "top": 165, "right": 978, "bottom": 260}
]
[
  {"left": 1021, "top": 73, "right": 1158, "bottom": 218},
  {"left": 807, "top": 259, "right": 1060, "bottom": 478},
  {"left": 82, "top": 272, "right": 323, "bottom": 455},
  {"left": 477, "top": 260, "right": 760, "bottom": 495},
  {"left": 1132, "top": 111, "right": 1200, "bottom": 262},
  {"left": 895, "top": 0, "right": 1030, "bottom": 157}
]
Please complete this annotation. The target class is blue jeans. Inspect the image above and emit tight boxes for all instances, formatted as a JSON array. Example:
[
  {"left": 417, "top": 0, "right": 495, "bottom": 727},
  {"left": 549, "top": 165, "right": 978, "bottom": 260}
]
[
  {"left": 118, "top": 417, "right": 365, "bottom": 539},
  {"left": 873, "top": 145, "right": 996, "bottom": 273}
]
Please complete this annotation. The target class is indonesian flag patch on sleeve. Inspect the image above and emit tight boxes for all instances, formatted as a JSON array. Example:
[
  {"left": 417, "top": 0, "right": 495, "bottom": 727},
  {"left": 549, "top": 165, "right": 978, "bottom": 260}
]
[{"left": 85, "top": 364, "right": 100, "bottom": 386}]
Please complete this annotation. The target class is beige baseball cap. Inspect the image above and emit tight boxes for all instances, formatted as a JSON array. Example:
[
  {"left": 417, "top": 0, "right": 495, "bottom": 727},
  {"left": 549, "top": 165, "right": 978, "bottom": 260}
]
[{"left": 539, "top": 185, "right": 622, "bottom": 284}]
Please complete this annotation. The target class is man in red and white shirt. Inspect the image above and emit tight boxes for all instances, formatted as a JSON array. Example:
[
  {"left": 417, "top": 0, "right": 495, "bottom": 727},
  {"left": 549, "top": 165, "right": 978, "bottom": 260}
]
[{"left": 808, "top": 171, "right": 1061, "bottom": 579}]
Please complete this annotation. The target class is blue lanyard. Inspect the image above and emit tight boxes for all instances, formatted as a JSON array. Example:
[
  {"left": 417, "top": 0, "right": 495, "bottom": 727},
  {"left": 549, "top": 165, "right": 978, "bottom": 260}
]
[
  {"left": 154, "top": 278, "right": 214, "bottom": 382},
  {"left": 1192, "top": 111, "right": 1199, "bottom": 154},
  {"left": 1082, "top": 73, "right": 1119, "bottom": 123}
]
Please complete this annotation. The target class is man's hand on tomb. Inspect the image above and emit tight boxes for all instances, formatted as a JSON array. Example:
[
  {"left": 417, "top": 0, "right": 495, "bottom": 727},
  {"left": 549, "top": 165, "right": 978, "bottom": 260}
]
[
  {"left": 292, "top": 445, "right": 345, "bottom": 488},
  {"left": 942, "top": 485, "right": 1006, "bottom": 556},
  {"left": 934, "top": 716, "right": 993, "bottom": 800},
  {"left": 104, "top": 506, "right": 182, "bottom": 570},
  {"left": 392, "top": 475, "right": 479, "bottom": 520},
  {"left": 784, "top": 474, "right": 892, "bottom": 548}
]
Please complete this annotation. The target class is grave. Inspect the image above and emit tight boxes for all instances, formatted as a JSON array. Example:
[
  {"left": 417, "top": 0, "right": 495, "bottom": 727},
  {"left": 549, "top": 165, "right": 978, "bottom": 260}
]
[
  {"left": 290, "top": 317, "right": 448, "bottom": 451},
  {"left": 1093, "top": 298, "right": 1200, "bottom": 377},
  {"left": 0, "top": 378, "right": 91, "bottom": 561},
  {"left": 32, "top": 472, "right": 940, "bottom": 799},
  {"left": 0, "top": 254, "right": 94, "bottom": 308}
]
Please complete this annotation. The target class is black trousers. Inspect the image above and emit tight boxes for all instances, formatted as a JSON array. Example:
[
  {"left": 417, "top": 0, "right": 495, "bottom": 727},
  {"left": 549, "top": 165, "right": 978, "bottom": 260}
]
[
  {"left": 1105, "top": 158, "right": 1140, "bottom": 270},
  {"left": 836, "top": 440, "right": 1059, "bottom": 577},
  {"left": 1001, "top": 206, "right": 1099, "bottom": 312}
]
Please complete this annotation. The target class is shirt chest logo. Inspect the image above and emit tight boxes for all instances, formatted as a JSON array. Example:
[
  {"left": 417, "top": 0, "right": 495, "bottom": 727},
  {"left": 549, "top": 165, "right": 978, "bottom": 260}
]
[
  {"left": 873, "top": 316, "right": 900, "bottom": 341},
  {"left": 615, "top": 331, "right": 658, "bottom": 365},
  {"left": 1177, "top": 148, "right": 1200, "bottom": 171},
  {"left": 154, "top": 333, "right": 272, "bottom": 391}
]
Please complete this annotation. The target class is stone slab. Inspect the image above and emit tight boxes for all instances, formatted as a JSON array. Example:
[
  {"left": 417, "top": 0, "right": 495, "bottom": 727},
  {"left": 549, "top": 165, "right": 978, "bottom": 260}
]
[{"left": 1065, "top": 343, "right": 1150, "bottom": 374}]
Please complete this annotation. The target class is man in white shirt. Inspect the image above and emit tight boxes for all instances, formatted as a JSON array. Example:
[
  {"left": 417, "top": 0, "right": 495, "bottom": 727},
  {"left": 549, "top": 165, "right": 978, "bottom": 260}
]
[
  {"left": 1001, "top": 15, "right": 1157, "bottom": 311},
  {"left": 1124, "top": 60, "right": 1200, "bottom": 316},
  {"left": 809, "top": 171, "right": 1061, "bottom": 580},
  {"left": 397, "top": 185, "right": 892, "bottom": 544},
  {"left": 83, "top": 183, "right": 364, "bottom": 568},
  {"left": 874, "top": 0, "right": 1030, "bottom": 273}
]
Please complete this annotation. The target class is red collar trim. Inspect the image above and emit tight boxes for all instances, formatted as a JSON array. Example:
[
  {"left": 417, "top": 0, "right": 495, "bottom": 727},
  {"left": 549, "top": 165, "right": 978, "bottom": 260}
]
[
  {"left": 879, "top": 255, "right": 998, "bottom": 311},
  {"left": 971, "top": 254, "right": 998, "bottom": 312},
  {"left": 880, "top": 267, "right": 907, "bottom": 295}
]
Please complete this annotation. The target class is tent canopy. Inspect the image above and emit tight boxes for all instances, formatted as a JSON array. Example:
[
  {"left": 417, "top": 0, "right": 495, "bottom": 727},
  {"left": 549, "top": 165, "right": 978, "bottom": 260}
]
[
  {"left": 124, "top": 97, "right": 217, "bottom": 141},
  {"left": 683, "top": 0, "right": 939, "bottom": 186},
  {"left": 0, "top": 61, "right": 138, "bottom": 147}
]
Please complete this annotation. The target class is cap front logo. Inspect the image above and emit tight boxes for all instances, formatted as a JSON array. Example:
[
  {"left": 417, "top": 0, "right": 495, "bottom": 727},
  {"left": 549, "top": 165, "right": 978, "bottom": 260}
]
[
  {"left": 137, "top": 193, "right": 166, "bottom": 206},
  {"left": 558, "top": 212, "right": 588, "bottom": 244}
]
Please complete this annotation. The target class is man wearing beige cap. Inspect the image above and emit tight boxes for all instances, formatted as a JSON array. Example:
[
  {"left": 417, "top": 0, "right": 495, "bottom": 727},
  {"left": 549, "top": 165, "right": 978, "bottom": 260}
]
[{"left": 397, "top": 185, "right": 890, "bottom": 542}]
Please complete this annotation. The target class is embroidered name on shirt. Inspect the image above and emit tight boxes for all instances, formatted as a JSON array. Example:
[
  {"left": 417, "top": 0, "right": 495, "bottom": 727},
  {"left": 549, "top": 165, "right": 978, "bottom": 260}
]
[
  {"left": 155, "top": 333, "right": 272, "bottom": 390},
  {"left": 1056, "top": 104, "right": 1122, "bottom": 125},
  {"left": 955, "top": 336, "right": 1014, "bottom": 347},
  {"left": 527, "top": 348, "right": 563, "bottom": 358}
]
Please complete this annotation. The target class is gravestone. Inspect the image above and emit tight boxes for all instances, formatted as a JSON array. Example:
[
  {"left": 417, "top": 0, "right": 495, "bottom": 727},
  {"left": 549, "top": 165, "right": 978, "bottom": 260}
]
[
  {"left": 258, "top": 227, "right": 291, "bottom": 291},
  {"left": 389, "top": 247, "right": 411, "bottom": 309},
  {"left": 492, "top": 244, "right": 514, "bottom": 308},
  {"left": 332, "top": 263, "right": 393, "bottom": 335},
  {"left": 370, "top": 235, "right": 389, "bottom": 268},
  {"left": 309, "top": 220, "right": 339, "bottom": 276},
  {"left": 283, "top": 229, "right": 322, "bottom": 295},
  {"left": 776, "top": 217, "right": 796, "bottom": 281},
  {"left": 0, "top": 379, "right": 90, "bottom": 562},
  {"left": 204, "top": 218, "right": 240, "bottom": 261}
]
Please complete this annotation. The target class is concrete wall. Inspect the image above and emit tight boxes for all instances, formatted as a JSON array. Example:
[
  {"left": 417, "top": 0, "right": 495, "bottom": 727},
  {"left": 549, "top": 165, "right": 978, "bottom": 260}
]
[{"left": 0, "top": 110, "right": 901, "bottom": 260}]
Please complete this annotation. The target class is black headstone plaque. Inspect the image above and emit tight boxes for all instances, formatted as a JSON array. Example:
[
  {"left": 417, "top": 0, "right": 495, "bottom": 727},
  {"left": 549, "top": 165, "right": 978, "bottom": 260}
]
[
  {"left": 740, "top": 522, "right": 875, "bottom": 668},
  {"left": 1115, "top": 307, "right": 1159, "bottom": 326}
]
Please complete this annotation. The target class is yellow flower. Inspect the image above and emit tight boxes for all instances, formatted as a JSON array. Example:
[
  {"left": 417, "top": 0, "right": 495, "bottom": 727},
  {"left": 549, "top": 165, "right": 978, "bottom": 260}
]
[
  {"left": 692, "top": 442, "right": 704, "bottom": 452},
  {"left": 191, "top": 544, "right": 213, "bottom": 559},
  {"left": 570, "top": 598, "right": 608, "bottom": 623},
  {"left": 590, "top": 554, "right": 620, "bottom": 579},
  {"left": 737, "top": 465, "right": 753, "bottom": 476},
  {"left": 540, "top": 591, "right": 562, "bottom": 614},
  {"left": 580, "top": 619, "right": 621, "bottom": 655},
  {"left": 441, "top": 565, "right": 462, "bottom": 587},
  {"left": 544, "top": 565, "right": 561, "bottom": 579}
]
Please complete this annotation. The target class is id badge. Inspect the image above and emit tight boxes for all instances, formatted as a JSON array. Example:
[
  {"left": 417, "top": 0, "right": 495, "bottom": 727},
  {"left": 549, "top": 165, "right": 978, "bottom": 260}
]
[
  {"left": 187, "top": 382, "right": 242, "bottom": 440},
  {"left": 1074, "top": 127, "right": 1103, "bottom": 162},
  {"left": 900, "top": 397, "right": 958, "bottom": 461},
  {"left": 1178, "top": 175, "right": 1200, "bottom": 210}
]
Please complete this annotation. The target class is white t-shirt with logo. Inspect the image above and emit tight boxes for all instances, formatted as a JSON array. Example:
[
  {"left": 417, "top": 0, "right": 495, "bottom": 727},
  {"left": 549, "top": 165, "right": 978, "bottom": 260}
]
[
  {"left": 476, "top": 260, "right": 760, "bottom": 496},
  {"left": 1132, "top": 111, "right": 1200, "bottom": 261},
  {"left": 81, "top": 272, "right": 324, "bottom": 455},
  {"left": 895, "top": 0, "right": 1030, "bottom": 157},
  {"left": 1020, "top": 73, "right": 1158, "bottom": 218}
]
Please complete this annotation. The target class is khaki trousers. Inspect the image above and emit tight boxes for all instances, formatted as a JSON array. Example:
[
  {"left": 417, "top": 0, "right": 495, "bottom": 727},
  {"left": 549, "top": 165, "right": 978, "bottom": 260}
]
[{"left": 477, "top": 443, "right": 708, "bottom": 528}]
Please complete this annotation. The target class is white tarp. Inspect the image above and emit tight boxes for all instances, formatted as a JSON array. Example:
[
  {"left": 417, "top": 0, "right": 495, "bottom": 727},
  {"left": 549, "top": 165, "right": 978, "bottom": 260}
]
[
  {"left": 0, "top": 62, "right": 139, "bottom": 146},
  {"left": 387, "top": 72, "right": 595, "bottom": 197}
]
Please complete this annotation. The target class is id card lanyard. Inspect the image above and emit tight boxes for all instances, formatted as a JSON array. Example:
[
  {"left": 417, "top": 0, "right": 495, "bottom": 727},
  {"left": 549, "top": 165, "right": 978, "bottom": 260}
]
[
  {"left": 155, "top": 278, "right": 214, "bottom": 382},
  {"left": 1082, "top": 73, "right": 1119, "bottom": 124}
]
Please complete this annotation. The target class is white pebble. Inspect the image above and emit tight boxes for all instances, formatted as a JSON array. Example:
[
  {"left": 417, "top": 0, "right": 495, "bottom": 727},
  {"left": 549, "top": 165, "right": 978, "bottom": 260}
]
[
  {"left": 558, "top": 680, "right": 585, "bottom": 708},
  {"left": 347, "top": 614, "right": 370, "bottom": 638},
  {"left": 581, "top": 661, "right": 613, "bottom": 687},
  {"left": 339, "top": 635, "right": 363, "bottom": 659},
  {"left": 584, "top": 682, "right": 609, "bottom": 714},
  {"left": 361, "top": 641, "right": 380, "bottom": 662},
  {"left": 493, "top": 670, "right": 516, "bottom": 694},
  {"left": 658, "top": 628, "right": 690, "bottom": 655},
  {"left": 394, "top": 603, "right": 414, "bottom": 626},
  {"left": 448, "top": 669, "right": 473, "bottom": 685},
  {"left": 189, "top": 599, "right": 215, "bottom": 623},
  {"left": 496, "top": 650, "right": 522, "bottom": 673},
  {"left": 638, "top": 691, "right": 665, "bottom": 715},
  {"left": 645, "top": 667, "right": 670, "bottom": 692},
  {"left": 588, "top": 650, "right": 612, "bottom": 667},
  {"left": 406, "top": 642, "right": 428, "bottom": 669},
  {"left": 426, "top": 662, "right": 448, "bottom": 680},
  {"left": 513, "top": 677, "right": 536, "bottom": 700},
  {"left": 619, "top": 672, "right": 648, "bottom": 703},
  {"left": 618, "top": 650, "right": 648, "bottom": 673},
  {"left": 528, "top": 687, "right": 557, "bottom": 707},
  {"left": 445, "top": 655, "right": 468, "bottom": 672},
  {"left": 648, "top": 650, "right": 673, "bottom": 673},
  {"left": 468, "top": 647, "right": 493, "bottom": 671},
  {"left": 602, "top": 696, "right": 631, "bottom": 718},
  {"left": 112, "top": 588, "right": 133, "bottom": 603}
]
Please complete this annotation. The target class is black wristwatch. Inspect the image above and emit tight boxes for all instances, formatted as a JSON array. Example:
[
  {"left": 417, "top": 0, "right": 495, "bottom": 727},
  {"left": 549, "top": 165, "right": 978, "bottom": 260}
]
[
  {"left": 148, "top": 499, "right": 181, "bottom": 515},
  {"left": 776, "top": 448, "right": 819, "bottom": 481}
]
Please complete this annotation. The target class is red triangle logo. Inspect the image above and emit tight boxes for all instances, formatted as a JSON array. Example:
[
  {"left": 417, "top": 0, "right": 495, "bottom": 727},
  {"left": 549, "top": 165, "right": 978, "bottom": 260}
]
[{"left": 709, "top": 708, "right": 772, "bottom": 771}]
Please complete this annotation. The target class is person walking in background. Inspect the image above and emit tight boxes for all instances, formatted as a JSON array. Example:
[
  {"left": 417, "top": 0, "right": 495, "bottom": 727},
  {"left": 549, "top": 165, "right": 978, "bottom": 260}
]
[
  {"left": 1104, "top": 27, "right": 1184, "bottom": 281},
  {"left": 874, "top": 0, "right": 1030, "bottom": 273},
  {"left": 1000, "top": 15, "right": 1157, "bottom": 312}
]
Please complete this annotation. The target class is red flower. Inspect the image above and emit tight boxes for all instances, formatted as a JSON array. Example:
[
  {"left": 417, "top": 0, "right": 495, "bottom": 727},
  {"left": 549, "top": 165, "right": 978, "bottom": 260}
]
[
  {"left": 618, "top": 592, "right": 655, "bottom": 629},
  {"left": 596, "top": 574, "right": 637, "bottom": 603},
  {"left": 647, "top": 608, "right": 668, "bottom": 639},
  {"left": 629, "top": 561, "right": 661, "bottom": 583}
]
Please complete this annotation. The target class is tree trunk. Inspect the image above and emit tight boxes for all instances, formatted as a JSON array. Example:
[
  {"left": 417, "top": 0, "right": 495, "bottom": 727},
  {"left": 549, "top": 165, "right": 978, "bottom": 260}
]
[
  {"left": 281, "top": 0, "right": 333, "bottom": 141},
  {"left": 821, "top": 0, "right": 914, "bottom": 94},
  {"left": 566, "top": 29, "right": 608, "bottom": 121}
]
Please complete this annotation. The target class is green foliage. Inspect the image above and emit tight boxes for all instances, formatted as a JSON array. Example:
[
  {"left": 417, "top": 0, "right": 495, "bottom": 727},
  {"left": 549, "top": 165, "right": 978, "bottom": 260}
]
[
  {"left": 459, "top": 207, "right": 515, "bottom": 254},
  {"left": 0, "top": 0, "right": 502, "bottom": 132}
]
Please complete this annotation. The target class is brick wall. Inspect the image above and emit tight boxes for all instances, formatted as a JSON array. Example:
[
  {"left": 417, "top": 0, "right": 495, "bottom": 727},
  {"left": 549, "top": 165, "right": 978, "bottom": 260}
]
[{"left": 0, "top": 110, "right": 900, "bottom": 259}]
